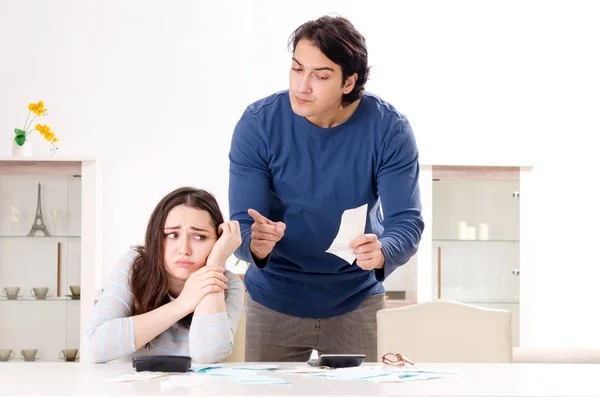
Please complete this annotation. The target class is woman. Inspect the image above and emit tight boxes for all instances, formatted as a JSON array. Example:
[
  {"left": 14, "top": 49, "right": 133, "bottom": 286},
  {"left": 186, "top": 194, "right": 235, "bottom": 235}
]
[{"left": 84, "top": 187, "right": 244, "bottom": 363}]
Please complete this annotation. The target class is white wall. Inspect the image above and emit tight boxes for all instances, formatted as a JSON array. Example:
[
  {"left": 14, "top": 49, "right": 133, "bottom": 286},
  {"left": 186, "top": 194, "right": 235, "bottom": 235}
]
[{"left": 1, "top": 1, "right": 599, "bottom": 348}]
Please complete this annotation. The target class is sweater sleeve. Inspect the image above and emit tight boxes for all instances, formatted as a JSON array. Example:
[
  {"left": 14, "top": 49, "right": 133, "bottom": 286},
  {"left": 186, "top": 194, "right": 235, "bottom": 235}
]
[
  {"left": 228, "top": 109, "right": 273, "bottom": 268},
  {"left": 83, "top": 250, "right": 138, "bottom": 363},
  {"left": 376, "top": 117, "right": 425, "bottom": 281},
  {"left": 188, "top": 270, "right": 245, "bottom": 363}
]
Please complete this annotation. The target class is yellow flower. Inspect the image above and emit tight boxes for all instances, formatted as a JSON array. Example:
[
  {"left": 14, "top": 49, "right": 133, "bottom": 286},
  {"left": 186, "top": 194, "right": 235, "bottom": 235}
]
[
  {"left": 51, "top": 137, "right": 59, "bottom": 144},
  {"left": 36, "top": 124, "right": 51, "bottom": 135},
  {"left": 35, "top": 124, "right": 57, "bottom": 141},
  {"left": 28, "top": 101, "right": 46, "bottom": 116}
]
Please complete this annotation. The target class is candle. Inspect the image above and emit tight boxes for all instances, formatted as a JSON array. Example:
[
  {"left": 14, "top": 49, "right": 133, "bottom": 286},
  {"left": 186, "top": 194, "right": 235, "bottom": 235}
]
[
  {"left": 478, "top": 223, "right": 489, "bottom": 240},
  {"left": 458, "top": 221, "right": 467, "bottom": 240}
]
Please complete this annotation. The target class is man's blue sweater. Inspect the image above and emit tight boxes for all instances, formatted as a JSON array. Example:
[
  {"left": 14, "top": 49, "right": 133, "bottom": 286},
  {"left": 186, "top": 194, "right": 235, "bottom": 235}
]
[{"left": 228, "top": 90, "right": 424, "bottom": 318}]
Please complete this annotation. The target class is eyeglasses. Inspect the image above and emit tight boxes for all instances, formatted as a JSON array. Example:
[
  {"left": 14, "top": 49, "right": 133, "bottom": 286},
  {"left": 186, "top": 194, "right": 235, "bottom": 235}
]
[{"left": 381, "top": 352, "right": 414, "bottom": 367}]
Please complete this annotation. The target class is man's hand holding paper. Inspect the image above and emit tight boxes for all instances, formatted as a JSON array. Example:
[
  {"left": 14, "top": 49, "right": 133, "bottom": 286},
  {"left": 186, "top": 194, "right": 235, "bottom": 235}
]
[
  {"left": 350, "top": 233, "right": 384, "bottom": 270},
  {"left": 325, "top": 204, "right": 385, "bottom": 270}
]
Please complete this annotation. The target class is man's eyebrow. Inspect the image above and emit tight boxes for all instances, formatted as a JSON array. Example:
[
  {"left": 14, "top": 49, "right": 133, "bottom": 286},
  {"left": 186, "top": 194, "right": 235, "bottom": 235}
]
[{"left": 292, "top": 57, "right": 334, "bottom": 72}]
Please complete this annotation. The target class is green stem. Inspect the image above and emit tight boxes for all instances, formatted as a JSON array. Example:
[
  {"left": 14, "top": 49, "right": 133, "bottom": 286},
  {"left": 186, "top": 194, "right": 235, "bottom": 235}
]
[
  {"left": 23, "top": 110, "right": 31, "bottom": 131},
  {"left": 25, "top": 114, "right": 38, "bottom": 133}
]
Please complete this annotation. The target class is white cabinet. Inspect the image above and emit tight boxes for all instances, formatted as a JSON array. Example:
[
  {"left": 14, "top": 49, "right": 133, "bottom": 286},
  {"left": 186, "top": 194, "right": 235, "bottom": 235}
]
[
  {"left": 0, "top": 158, "right": 99, "bottom": 363},
  {"left": 430, "top": 166, "right": 522, "bottom": 346},
  {"left": 400, "top": 165, "right": 532, "bottom": 347}
]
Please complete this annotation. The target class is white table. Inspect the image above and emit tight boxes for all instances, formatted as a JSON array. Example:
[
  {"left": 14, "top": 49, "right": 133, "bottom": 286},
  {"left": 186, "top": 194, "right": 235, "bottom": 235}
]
[{"left": 0, "top": 362, "right": 599, "bottom": 397}]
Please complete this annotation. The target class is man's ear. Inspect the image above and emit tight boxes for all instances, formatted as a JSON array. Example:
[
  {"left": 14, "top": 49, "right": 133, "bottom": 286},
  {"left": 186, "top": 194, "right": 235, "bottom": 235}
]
[{"left": 343, "top": 73, "right": 358, "bottom": 94}]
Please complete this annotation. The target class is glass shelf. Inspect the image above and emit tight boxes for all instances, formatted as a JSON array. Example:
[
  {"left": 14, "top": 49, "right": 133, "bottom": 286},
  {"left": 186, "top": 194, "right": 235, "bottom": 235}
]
[
  {"left": 433, "top": 239, "right": 519, "bottom": 243},
  {"left": 0, "top": 160, "right": 92, "bottom": 363},
  {"left": 0, "top": 297, "right": 80, "bottom": 302},
  {"left": 0, "top": 359, "right": 80, "bottom": 363},
  {"left": 0, "top": 235, "right": 81, "bottom": 239}
]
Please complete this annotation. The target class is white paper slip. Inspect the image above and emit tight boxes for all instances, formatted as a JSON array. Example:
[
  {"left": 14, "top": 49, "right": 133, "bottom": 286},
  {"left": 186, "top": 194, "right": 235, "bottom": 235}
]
[
  {"left": 325, "top": 203, "right": 368, "bottom": 264},
  {"left": 204, "top": 368, "right": 258, "bottom": 377},
  {"left": 101, "top": 371, "right": 171, "bottom": 382},
  {"left": 230, "top": 375, "right": 290, "bottom": 385},
  {"left": 275, "top": 367, "right": 330, "bottom": 374},
  {"left": 190, "top": 364, "right": 223, "bottom": 372},
  {"left": 161, "top": 374, "right": 208, "bottom": 388},
  {"left": 315, "top": 368, "right": 393, "bottom": 381},
  {"left": 230, "top": 364, "right": 279, "bottom": 370}
]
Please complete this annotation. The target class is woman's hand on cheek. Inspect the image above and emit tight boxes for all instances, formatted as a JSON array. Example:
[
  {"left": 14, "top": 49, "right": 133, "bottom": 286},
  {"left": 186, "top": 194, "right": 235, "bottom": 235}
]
[
  {"left": 206, "top": 221, "right": 242, "bottom": 267},
  {"left": 174, "top": 266, "right": 228, "bottom": 314}
]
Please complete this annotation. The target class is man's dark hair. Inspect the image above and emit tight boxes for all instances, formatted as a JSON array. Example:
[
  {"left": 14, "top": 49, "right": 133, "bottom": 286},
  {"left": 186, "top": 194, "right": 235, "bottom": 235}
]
[{"left": 288, "top": 15, "right": 371, "bottom": 107}]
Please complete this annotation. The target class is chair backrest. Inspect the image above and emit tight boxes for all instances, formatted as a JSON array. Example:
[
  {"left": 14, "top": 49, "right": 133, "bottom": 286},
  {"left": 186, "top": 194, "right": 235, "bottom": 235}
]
[{"left": 377, "top": 300, "right": 512, "bottom": 363}]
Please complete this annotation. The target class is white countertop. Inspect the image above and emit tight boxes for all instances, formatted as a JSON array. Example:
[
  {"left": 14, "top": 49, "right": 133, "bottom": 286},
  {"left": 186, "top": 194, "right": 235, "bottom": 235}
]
[{"left": 0, "top": 361, "right": 599, "bottom": 396}]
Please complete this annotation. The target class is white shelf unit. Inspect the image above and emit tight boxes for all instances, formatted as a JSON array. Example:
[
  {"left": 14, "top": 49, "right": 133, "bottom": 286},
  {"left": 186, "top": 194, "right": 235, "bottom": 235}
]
[
  {"left": 0, "top": 158, "right": 99, "bottom": 363},
  {"left": 400, "top": 165, "right": 532, "bottom": 348}
]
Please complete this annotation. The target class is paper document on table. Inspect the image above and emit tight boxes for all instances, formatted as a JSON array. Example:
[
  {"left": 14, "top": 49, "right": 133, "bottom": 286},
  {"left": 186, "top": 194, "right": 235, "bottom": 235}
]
[
  {"left": 190, "top": 363, "right": 278, "bottom": 373},
  {"left": 188, "top": 365, "right": 289, "bottom": 385},
  {"left": 229, "top": 375, "right": 290, "bottom": 385},
  {"left": 325, "top": 204, "right": 368, "bottom": 264},
  {"left": 275, "top": 366, "right": 331, "bottom": 374},
  {"left": 161, "top": 374, "right": 208, "bottom": 388},
  {"left": 101, "top": 372, "right": 171, "bottom": 382},
  {"left": 382, "top": 369, "right": 459, "bottom": 382},
  {"left": 190, "top": 364, "right": 223, "bottom": 373},
  {"left": 203, "top": 368, "right": 258, "bottom": 377},
  {"left": 226, "top": 364, "right": 279, "bottom": 370},
  {"left": 313, "top": 367, "right": 457, "bottom": 382},
  {"left": 314, "top": 367, "right": 393, "bottom": 381}
]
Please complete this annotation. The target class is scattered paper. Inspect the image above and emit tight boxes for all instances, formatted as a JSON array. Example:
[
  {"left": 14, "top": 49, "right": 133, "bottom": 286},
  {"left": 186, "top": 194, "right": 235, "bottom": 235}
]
[
  {"left": 101, "top": 372, "right": 171, "bottom": 382},
  {"left": 275, "top": 367, "right": 331, "bottom": 374},
  {"left": 161, "top": 375, "right": 208, "bottom": 388},
  {"left": 190, "top": 363, "right": 278, "bottom": 373},
  {"left": 312, "top": 367, "right": 456, "bottom": 383},
  {"left": 325, "top": 204, "right": 368, "bottom": 264},
  {"left": 314, "top": 368, "right": 393, "bottom": 381},
  {"left": 190, "top": 364, "right": 223, "bottom": 373},
  {"left": 202, "top": 368, "right": 258, "bottom": 377},
  {"left": 229, "top": 375, "right": 290, "bottom": 385},
  {"left": 188, "top": 364, "right": 288, "bottom": 385},
  {"left": 101, "top": 364, "right": 451, "bottom": 387},
  {"left": 232, "top": 364, "right": 279, "bottom": 370}
]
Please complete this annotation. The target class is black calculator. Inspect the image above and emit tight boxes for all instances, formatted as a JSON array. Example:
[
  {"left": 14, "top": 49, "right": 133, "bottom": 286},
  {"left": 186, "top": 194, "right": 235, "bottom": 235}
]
[{"left": 132, "top": 355, "right": 191, "bottom": 372}]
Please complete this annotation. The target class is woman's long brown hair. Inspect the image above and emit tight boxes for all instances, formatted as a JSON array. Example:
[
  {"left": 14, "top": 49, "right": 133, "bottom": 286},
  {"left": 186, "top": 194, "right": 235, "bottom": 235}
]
[{"left": 130, "top": 187, "right": 224, "bottom": 329}]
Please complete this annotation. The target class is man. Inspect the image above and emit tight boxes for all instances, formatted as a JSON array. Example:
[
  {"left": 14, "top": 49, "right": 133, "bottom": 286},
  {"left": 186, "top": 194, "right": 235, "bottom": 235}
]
[{"left": 228, "top": 15, "right": 424, "bottom": 362}]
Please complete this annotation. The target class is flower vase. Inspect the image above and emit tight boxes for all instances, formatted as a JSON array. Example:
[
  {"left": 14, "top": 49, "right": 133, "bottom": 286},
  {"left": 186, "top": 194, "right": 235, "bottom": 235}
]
[{"left": 12, "top": 140, "right": 32, "bottom": 157}]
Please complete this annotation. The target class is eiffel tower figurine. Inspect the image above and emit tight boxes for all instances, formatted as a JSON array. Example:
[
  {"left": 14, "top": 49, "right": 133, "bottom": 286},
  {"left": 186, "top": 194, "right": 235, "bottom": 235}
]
[{"left": 27, "top": 183, "right": 51, "bottom": 237}]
